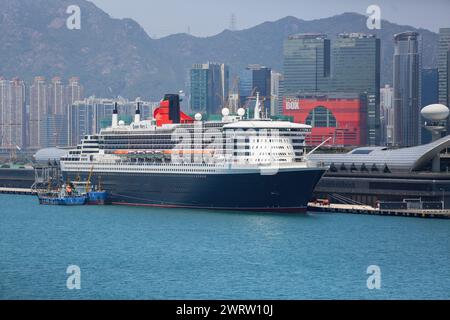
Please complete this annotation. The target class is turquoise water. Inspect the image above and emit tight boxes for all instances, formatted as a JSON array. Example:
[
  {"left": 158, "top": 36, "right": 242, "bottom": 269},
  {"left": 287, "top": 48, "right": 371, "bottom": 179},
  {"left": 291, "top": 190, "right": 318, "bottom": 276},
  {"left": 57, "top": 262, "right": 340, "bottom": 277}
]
[{"left": 0, "top": 194, "right": 449, "bottom": 300}]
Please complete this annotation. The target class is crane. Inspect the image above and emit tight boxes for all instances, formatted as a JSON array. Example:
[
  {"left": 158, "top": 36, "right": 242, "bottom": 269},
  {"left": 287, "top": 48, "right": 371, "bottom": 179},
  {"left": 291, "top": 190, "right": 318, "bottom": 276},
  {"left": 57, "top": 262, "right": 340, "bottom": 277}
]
[{"left": 85, "top": 165, "right": 94, "bottom": 193}]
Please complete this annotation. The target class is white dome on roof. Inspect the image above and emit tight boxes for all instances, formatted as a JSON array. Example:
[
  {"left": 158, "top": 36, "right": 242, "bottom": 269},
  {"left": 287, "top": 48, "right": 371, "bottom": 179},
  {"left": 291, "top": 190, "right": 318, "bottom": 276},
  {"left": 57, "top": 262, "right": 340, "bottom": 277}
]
[
  {"left": 34, "top": 148, "right": 68, "bottom": 162},
  {"left": 421, "top": 104, "right": 449, "bottom": 121}
]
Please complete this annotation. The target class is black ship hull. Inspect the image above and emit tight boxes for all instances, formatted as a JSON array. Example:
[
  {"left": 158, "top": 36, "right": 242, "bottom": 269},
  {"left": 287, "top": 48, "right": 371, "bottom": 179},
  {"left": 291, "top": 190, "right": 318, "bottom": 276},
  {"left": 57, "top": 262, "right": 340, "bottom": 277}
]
[
  {"left": 62, "top": 168, "right": 325, "bottom": 212},
  {"left": 0, "top": 168, "right": 34, "bottom": 188}
]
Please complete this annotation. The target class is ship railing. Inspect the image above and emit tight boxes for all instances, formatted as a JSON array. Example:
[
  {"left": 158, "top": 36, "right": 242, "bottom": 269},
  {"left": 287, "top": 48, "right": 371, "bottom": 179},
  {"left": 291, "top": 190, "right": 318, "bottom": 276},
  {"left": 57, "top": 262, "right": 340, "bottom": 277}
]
[{"left": 65, "top": 159, "right": 311, "bottom": 170}]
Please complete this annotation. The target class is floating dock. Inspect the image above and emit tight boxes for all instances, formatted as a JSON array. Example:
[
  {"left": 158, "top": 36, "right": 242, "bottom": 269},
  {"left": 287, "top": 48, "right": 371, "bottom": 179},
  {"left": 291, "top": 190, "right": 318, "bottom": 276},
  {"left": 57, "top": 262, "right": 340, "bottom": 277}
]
[
  {"left": 0, "top": 187, "right": 36, "bottom": 195},
  {"left": 308, "top": 202, "right": 450, "bottom": 219}
]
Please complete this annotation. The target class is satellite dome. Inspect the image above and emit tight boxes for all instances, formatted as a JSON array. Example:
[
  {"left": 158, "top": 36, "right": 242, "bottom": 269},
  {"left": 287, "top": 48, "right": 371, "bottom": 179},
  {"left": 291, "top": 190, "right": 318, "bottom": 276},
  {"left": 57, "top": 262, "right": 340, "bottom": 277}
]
[
  {"left": 221, "top": 108, "right": 230, "bottom": 116},
  {"left": 194, "top": 113, "right": 202, "bottom": 121},
  {"left": 421, "top": 104, "right": 449, "bottom": 121},
  {"left": 237, "top": 108, "right": 246, "bottom": 117},
  {"left": 118, "top": 120, "right": 125, "bottom": 126}
]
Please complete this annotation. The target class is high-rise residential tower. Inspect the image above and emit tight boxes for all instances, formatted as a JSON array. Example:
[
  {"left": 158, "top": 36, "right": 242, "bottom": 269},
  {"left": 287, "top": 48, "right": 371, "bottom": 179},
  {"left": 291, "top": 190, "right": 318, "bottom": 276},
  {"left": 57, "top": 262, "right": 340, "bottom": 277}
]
[
  {"left": 48, "top": 77, "right": 65, "bottom": 115},
  {"left": 393, "top": 31, "right": 421, "bottom": 147},
  {"left": 68, "top": 97, "right": 158, "bottom": 146},
  {"left": 66, "top": 77, "right": 83, "bottom": 111},
  {"left": 0, "top": 78, "right": 26, "bottom": 150},
  {"left": 29, "top": 76, "right": 48, "bottom": 149}
]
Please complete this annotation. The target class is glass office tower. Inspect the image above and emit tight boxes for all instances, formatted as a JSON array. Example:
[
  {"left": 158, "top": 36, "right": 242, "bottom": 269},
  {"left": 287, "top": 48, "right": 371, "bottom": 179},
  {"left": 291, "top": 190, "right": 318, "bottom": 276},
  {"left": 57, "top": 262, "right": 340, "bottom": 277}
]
[
  {"left": 438, "top": 28, "right": 450, "bottom": 131},
  {"left": 332, "top": 33, "right": 381, "bottom": 146},
  {"left": 282, "top": 34, "right": 331, "bottom": 95},
  {"left": 239, "top": 65, "right": 271, "bottom": 112},
  {"left": 190, "top": 63, "right": 229, "bottom": 115},
  {"left": 393, "top": 31, "right": 421, "bottom": 147}
]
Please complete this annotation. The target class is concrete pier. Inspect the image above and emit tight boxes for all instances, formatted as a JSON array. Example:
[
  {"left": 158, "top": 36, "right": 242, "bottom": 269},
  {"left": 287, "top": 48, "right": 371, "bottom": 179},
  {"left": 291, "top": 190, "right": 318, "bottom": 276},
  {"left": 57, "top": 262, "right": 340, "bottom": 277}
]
[
  {"left": 0, "top": 187, "right": 36, "bottom": 195},
  {"left": 308, "top": 202, "right": 450, "bottom": 219}
]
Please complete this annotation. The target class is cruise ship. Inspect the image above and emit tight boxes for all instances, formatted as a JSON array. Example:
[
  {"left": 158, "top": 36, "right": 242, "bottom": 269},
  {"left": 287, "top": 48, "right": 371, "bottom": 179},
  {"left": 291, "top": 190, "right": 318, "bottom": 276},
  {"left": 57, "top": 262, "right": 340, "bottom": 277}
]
[{"left": 60, "top": 94, "right": 326, "bottom": 212}]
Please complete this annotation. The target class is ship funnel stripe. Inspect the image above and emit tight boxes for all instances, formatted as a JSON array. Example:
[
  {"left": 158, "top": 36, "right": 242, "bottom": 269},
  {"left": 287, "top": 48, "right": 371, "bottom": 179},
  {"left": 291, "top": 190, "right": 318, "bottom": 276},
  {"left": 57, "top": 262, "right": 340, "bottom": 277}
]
[{"left": 136, "top": 101, "right": 141, "bottom": 114}]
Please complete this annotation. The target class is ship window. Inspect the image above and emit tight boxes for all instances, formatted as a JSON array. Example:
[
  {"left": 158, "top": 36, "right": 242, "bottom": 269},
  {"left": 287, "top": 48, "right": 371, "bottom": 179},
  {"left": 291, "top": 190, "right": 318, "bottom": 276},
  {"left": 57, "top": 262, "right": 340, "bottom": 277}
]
[{"left": 305, "top": 106, "right": 337, "bottom": 128}]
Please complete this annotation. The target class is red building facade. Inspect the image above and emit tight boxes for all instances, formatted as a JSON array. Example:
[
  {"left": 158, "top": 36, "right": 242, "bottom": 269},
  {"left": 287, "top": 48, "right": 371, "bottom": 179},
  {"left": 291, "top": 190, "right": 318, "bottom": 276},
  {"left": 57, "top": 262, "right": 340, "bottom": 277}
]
[{"left": 283, "top": 96, "right": 366, "bottom": 146}]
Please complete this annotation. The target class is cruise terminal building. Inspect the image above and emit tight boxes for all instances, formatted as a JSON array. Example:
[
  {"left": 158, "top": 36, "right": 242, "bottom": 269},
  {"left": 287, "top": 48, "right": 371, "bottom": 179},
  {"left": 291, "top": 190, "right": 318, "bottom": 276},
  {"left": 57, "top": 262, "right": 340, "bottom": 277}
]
[{"left": 309, "top": 135, "right": 450, "bottom": 208}]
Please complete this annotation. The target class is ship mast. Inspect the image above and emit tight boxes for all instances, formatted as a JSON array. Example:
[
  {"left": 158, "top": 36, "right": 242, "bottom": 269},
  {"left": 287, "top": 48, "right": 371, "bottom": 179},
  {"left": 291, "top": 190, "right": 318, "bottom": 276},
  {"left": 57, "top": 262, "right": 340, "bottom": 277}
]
[
  {"left": 112, "top": 102, "right": 119, "bottom": 128},
  {"left": 134, "top": 100, "right": 141, "bottom": 124},
  {"left": 254, "top": 92, "right": 261, "bottom": 120}
]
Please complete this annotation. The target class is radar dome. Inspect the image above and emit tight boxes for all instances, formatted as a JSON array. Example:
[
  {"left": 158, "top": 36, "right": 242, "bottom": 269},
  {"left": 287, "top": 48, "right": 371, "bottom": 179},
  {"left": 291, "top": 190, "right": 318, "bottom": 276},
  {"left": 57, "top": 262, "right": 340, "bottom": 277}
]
[
  {"left": 237, "top": 108, "right": 245, "bottom": 117},
  {"left": 118, "top": 120, "right": 125, "bottom": 126},
  {"left": 221, "top": 108, "right": 230, "bottom": 116},
  {"left": 421, "top": 104, "right": 449, "bottom": 121},
  {"left": 194, "top": 113, "right": 202, "bottom": 121}
]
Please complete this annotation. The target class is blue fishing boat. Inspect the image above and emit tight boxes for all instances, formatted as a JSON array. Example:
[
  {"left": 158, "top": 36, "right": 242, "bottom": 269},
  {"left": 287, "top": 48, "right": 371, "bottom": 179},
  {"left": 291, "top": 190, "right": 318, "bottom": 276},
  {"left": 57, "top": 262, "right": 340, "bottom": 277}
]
[
  {"left": 38, "top": 193, "right": 87, "bottom": 205},
  {"left": 36, "top": 165, "right": 110, "bottom": 206},
  {"left": 37, "top": 184, "right": 87, "bottom": 206}
]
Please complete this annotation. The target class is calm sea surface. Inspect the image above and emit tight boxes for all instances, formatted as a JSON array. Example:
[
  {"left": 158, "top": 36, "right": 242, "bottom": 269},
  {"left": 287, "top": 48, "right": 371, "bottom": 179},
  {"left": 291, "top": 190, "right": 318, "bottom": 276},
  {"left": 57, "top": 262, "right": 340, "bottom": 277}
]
[{"left": 1, "top": 194, "right": 449, "bottom": 299}]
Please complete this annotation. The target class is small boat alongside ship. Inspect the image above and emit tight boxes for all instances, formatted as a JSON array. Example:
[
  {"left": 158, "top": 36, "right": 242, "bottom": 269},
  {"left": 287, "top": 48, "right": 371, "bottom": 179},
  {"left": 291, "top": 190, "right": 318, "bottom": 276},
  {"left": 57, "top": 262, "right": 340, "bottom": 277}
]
[
  {"left": 36, "top": 169, "right": 109, "bottom": 206},
  {"left": 37, "top": 184, "right": 88, "bottom": 206},
  {"left": 37, "top": 183, "right": 109, "bottom": 206}
]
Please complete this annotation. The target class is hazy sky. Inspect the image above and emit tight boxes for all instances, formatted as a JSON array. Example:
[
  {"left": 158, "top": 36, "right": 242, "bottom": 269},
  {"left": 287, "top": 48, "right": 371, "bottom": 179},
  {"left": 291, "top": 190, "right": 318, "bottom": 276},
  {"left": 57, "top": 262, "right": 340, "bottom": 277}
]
[{"left": 90, "top": 0, "right": 450, "bottom": 38}]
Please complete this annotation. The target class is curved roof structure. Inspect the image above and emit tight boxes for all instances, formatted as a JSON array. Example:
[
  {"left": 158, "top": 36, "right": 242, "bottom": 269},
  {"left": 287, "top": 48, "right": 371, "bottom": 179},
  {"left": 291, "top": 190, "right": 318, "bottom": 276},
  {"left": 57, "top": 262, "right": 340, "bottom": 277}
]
[
  {"left": 308, "top": 135, "right": 450, "bottom": 172},
  {"left": 34, "top": 147, "right": 68, "bottom": 163}
]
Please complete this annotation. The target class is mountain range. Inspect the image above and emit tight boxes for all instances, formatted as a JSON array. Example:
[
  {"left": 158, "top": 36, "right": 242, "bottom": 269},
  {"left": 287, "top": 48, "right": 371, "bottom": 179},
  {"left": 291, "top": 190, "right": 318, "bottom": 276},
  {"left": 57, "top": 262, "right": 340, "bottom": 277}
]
[{"left": 0, "top": 0, "right": 439, "bottom": 100}]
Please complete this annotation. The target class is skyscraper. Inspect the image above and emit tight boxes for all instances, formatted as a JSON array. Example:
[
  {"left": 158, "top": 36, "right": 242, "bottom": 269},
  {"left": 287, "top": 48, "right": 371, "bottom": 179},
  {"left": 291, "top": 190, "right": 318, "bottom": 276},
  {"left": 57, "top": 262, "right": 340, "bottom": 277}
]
[
  {"left": 220, "top": 64, "right": 230, "bottom": 110},
  {"left": 0, "top": 78, "right": 26, "bottom": 149},
  {"left": 29, "top": 76, "right": 48, "bottom": 149},
  {"left": 270, "top": 71, "right": 282, "bottom": 116},
  {"left": 238, "top": 68, "right": 253, "bottom": 106},
  {"left": 68, "top": 98, "right": 113, "bottom": 146},
  {"left": 393, "top": 31, "right": 421, "bottom": 147},
  {"left": 44, "top": 114, "right": 68, "bottom": 148},
  {"left": 380, "top": 84, "right": 394, "bottom": 145},
  {"left": 282, "top": 34, "right": 330, "bottom": 95},
  {"left": 66, "top": 77, "right": 83, "bottom": 108},
  {"left": 332, "top": 33, "right": 381, "bottom": 145},
  {"left": 48, "top": 77, "right": 65, "bottom": 115},
  {"left": 239, "top": 65, "right": 272, "bottom": 113},
  {"left": 281, "top": 33, "right": 380, "bottom": 145},
  {"left": 421, "top": 68, "right": 439, "bottom": 144},
  {"left": 190, "top": 63, "right": 229, "bottom": 115},
  {"left": 438, "top": 28, "right": 450, "bottom": 130}
]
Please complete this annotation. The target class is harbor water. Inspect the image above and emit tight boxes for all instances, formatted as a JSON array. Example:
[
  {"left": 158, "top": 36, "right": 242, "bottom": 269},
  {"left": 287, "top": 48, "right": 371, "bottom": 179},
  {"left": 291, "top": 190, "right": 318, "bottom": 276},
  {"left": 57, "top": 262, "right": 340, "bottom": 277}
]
[{"left": 1, "top": 194, "right": 449, "bottom": 299}]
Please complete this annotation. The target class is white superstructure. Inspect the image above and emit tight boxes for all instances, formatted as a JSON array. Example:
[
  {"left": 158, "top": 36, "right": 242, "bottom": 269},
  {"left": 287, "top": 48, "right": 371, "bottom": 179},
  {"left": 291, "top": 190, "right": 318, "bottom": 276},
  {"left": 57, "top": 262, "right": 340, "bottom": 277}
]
[{"left": 61, "top": 98, "right": 317, "bottom": 176}]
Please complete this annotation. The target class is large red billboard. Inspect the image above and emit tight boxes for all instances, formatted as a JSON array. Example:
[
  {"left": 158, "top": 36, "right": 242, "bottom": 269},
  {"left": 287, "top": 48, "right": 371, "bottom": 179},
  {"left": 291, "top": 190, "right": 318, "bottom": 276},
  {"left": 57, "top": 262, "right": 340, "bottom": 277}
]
[{"left": 283, "top": 97, "right": 366, "bottom": 146}]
